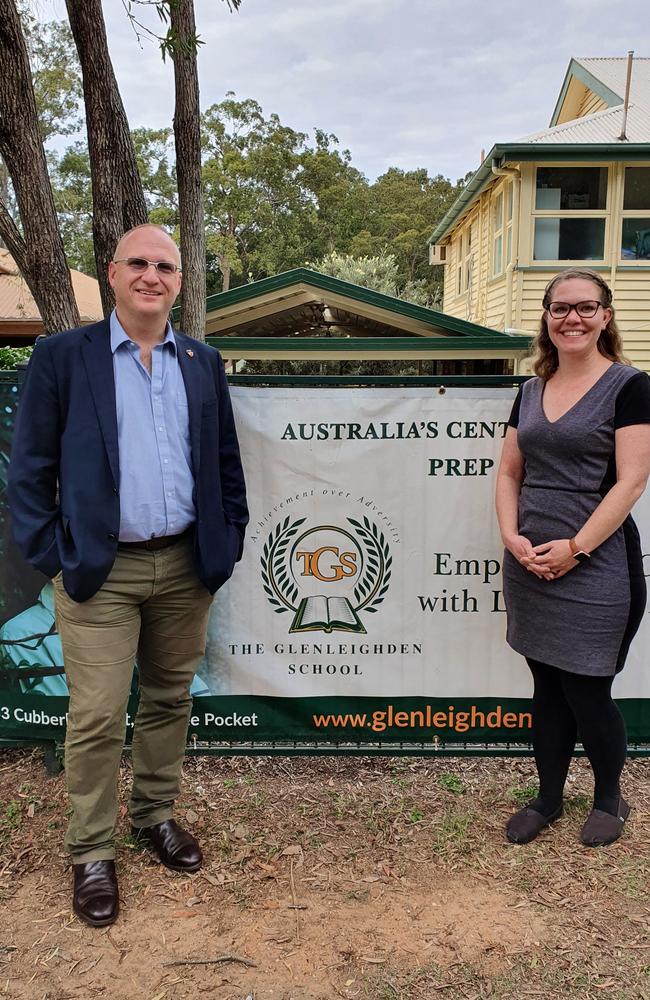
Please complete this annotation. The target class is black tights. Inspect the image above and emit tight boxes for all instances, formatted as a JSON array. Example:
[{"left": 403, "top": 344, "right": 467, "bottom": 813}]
[{"left": 526, "top": 658, "right": 627, "bottom": 817}]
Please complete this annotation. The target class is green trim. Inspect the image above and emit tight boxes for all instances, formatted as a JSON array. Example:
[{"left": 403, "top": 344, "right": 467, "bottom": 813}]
[
  {"left": 207, "top": 335, "right": 531, "bottom": 353},
  {"left": 429, "top": 144, "right": 650, "bottom": 244},
  {"left": 550, "top": 59, "right": 623, "bottom": 127},
  {"left": 228, "top": 375, "right": 529, "bottom": 387},
  {"left": 494, "top": 144, "right": 650, "bottom": 162},
  {"left": 188, "top": 268, "right": 504, "bottom": 340}
]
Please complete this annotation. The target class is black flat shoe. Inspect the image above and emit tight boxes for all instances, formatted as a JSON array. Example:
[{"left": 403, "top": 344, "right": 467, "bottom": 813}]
[
  {"left": 506, "top": 804, "right": 563, "bottom": 844},
  {"left": 131, "top": 819, "right": 202, "bottom": 872},
  {"left": 73, "top": 860, "right": 119, "bottom": 927},
  {"left": 581, "top": 797, "right": 630, "bottom": 848}
]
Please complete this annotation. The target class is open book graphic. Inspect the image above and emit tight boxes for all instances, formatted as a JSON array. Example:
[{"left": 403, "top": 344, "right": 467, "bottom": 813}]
[{"left": 289, "top": 595, "right": 366, "bottom": 634}]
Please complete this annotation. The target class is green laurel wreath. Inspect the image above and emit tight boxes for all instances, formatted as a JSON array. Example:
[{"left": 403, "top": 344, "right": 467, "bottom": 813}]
[
  {"left": 348, "top": 516, "right": 392, "bottom": 613},
  {"left": 260, "top": 516, "right": 306, "bottom": 614}
]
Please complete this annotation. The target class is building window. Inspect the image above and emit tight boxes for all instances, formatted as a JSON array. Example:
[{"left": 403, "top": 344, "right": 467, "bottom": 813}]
[
  {"left": 456, "top": 225, "right": 473, "bottom": 296},
  {"left": 505, "top": 182, "right": 513, "bottom": 265},
  {"left": 493, "top": 192, "right": 503, "bottom": 275},
  {"left": 464, "top": 226, "right": 472, "bottom": 291},
  {"left": 621, "top": 167, "right": 650, "bottom": 260},
  {"left": 533, "top": 166, "right": 608, "bottom": 261}
]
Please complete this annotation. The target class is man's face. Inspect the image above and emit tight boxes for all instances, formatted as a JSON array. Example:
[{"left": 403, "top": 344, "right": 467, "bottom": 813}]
[{"left": 108, "top": 227, "right": 182, "bottom": 330}]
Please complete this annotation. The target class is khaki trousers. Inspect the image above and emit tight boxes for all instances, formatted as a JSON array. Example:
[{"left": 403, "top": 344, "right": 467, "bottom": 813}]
[{"left": 54, "top": 537, "right": 213, "bottom": 863}]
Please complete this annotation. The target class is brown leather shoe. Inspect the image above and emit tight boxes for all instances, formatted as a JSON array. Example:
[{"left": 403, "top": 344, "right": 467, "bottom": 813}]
[
  {"left": 131, "top": 819, "right": 202, "bottom": 872},
  {"left": 506, "top": 804, "right": 563, "bottom": 844},
  {"left": 73, "top": 860, "right": 119, "bottom": 927},
  {"left": 581, "top": 797, "right": 630, "bottom": 847}
]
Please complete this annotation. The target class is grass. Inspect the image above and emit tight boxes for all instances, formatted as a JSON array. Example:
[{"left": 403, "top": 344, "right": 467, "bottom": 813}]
[
  {"left": 564, "top": 792, "right": 591, "bottom": 814},
  {"left": 431, "top": 807, "right": 477, "bottom": 858},
  {"left": 508, "top": 780, "right": 538, "bottom": 805},
  {"left": 438, "top": 771, "right": 465, "bottom": 794},
  {"left": 358, "top": 951, "right": 650, "bottom": 1000},
  {"left": 3, "top": 799, "right": 21, "bottom": 829}
]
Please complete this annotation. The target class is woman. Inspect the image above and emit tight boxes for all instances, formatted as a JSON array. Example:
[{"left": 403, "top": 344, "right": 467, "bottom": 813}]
[{"left": 496, "top": 268, "right": 650, "bottom": 847}]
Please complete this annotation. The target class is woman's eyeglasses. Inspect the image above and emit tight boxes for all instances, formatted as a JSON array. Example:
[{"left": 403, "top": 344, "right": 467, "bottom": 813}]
[
  {"left": 546, "top": 300, "right": 602, "bottom": 319},
  {"left": 113, "top": 257, "right": 182, "bottom": 276}
]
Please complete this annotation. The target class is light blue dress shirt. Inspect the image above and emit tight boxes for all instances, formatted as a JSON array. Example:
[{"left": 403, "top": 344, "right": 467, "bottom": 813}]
[{"left": 110, "top": 311, "right": 196, "bottom": 542}]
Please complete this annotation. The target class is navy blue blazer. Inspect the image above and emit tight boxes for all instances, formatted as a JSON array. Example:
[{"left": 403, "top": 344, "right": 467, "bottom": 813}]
[{"left": 8, "top": 319, "right": 248, "bottom": 602}]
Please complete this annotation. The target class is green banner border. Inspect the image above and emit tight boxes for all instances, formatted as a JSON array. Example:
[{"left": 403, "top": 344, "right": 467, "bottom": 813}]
[{"left": 3, "top": 693, "right": 650, "bottom": 748}]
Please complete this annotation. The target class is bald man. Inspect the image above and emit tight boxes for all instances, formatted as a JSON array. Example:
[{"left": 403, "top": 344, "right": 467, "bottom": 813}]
[{"left": 8, "top": 225, "right": 248, "bottom": 927}]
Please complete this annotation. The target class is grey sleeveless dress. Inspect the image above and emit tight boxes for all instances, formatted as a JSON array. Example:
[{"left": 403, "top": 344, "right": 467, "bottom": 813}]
[{"left": 503, "top": 363, "right": 650, "bottom": 676}]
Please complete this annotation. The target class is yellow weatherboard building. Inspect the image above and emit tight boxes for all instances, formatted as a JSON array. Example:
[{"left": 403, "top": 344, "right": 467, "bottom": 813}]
[{"left": 428, "top": 57, "right": 650, "bottom": 372}]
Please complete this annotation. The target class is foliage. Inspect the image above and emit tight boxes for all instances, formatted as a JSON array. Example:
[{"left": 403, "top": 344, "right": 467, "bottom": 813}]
[
  {"left": 312, "top": 250, "right": 434, "bottom": 306},
  {"left": 132, "top": 127, "right": 178, "bottom": 225},
  {"left": 120, "top": 0, "right": 241, "bottom": 61},
  {"left": 38, "top": 82, "right": 459, "bottom": 307},
  {"left": 368, "top": 168, "right": 458, "bottom": 280},
  {"left": 298, "top": 129, "right": 372, "bottom": 259},
  {"left": 0, "top": 347, "right": 33, "bottom": 370},
  {"left": 438, "top": 772, "right": 465, "bottom": 795},
  {"left": 201, "top": 94, "right": 317, "bottom": 291},
  {"left": 20, "top": 15, "right": 83, "bottom": 142},
  {"left": 48, "top": 144, "right": 95, "bottom": 275}
]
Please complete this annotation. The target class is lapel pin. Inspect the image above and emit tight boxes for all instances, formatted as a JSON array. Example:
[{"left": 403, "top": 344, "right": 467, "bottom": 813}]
[{"left": 186, "top": 349, "right": 194, "bottom": 358}]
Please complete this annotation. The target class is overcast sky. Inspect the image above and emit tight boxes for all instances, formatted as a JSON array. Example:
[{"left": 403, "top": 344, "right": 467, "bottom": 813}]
[{"left": 38, "top": 0, "right": 650, "bottom": 183}]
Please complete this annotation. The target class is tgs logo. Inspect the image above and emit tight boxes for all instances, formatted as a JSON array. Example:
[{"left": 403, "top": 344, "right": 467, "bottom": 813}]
[{"left": 261, "top": 517, "right": 391, "bottom": 634}]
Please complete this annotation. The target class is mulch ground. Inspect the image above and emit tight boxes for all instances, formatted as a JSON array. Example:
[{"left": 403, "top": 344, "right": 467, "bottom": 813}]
[{"left": 1, "top": 750, "right": 650, "bottom": 1000}]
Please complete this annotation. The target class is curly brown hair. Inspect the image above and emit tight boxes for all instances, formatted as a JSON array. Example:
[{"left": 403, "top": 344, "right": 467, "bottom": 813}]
[{"left": 530, "top": 268, "right": 628, "bottom": 380}]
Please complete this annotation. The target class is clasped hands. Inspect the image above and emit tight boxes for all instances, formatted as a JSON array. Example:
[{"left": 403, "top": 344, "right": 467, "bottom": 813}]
[{"left": 508, "top": 535, "right": 577, "bottom": 581}]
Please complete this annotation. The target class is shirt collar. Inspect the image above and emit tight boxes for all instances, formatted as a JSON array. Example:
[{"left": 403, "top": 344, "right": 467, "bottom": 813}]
[{"left": 109, "top": 309, "right": 177, "bottom": 355}]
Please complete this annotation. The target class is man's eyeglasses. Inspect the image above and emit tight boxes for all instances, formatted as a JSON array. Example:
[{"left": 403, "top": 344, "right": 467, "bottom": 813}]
[
  {"left": 113, "top": 257, "right": 182, "bottom": 276},
  {"left": 546, "top": 300, "right": 602, "bottom": 319}
]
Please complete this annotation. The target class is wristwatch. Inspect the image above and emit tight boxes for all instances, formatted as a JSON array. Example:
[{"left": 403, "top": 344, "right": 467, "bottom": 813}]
[{"left": 569, "top": 537, "right": 591, "bottom": 564}]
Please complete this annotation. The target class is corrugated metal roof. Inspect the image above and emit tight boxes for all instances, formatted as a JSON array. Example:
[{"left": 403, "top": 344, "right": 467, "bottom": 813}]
[
  {"left": 519, "top": 103, "right": 650, "bottom": 144},
  {"left": 575, "top": 57, "right": 650, "bottom": 110},
  {"left": 0, "top": 248, "right": 102, "bottom": 324}
]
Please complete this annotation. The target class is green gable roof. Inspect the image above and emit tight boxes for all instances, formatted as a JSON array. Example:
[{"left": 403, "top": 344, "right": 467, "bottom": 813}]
[
  {"left": 204, "top": 267, "right": 499, "bottom": 337},
  {"left": 175, "top": 268, "right": 532, "bottom": 357},
  {"left": 177, "top": 267, "right": 520, "bottom": 344}
]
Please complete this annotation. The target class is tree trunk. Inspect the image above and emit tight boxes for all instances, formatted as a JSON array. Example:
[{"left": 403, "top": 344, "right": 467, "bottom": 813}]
[
  {"left": 0, "top": 0, "right": 81, "bottom": 332},
  {"left": 65, "top": 0, "right": 148, "bottom": 316},
  {"left": 0, "top": 160, "right": 9, "bottom": 248},
  {"left": 169, "top": 0, "right": 206, "bottom": 341},
  {"left": 221, "top": 258, "right": 231, "bottom": 293}
]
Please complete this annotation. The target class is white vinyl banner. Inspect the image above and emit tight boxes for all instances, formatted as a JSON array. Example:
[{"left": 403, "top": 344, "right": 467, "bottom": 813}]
[
  {"left": 3, "top": 383, "right": 650, "bottom": 747},
  {"left": 204, "top": 387, "right": 650, "bottom": 707}
]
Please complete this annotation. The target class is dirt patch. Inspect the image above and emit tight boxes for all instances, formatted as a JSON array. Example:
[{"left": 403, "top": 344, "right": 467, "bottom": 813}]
[
  {"left": 2, "top": 752, "right": 650, "bottom": 999},
  {"left": 3, "top": 869, "right": 544, "bottom": 998}
]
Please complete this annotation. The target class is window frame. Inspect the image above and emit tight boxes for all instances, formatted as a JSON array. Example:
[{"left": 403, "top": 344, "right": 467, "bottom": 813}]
[
  {"left": 455, "top": 221, "right": 474, "bottom": 298},
  {"left": 620, "top": 164, "right": 650, "bottom": 265},
  {"left": 492, "top": 189, "right": 504, "bottom": 277},
  {"left": 505, "top": 182, "right": 513, "bottom": 268},
  {"left": 531, "top": 163, "right": 610, "bottom": 265}
]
